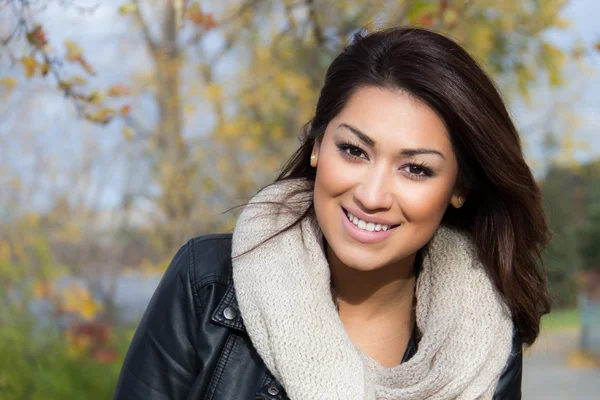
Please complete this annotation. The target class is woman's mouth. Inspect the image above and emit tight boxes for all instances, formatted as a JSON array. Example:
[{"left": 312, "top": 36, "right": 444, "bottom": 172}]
[
  {"left": 340, "top": 208, "right": 400, "bottom": 244},
  {"left": 343, "top": 208, "right": 399, "bottom": 232}
]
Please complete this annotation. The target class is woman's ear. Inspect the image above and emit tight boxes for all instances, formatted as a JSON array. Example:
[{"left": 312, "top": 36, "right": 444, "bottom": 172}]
[{"left": 310, "top": 142, "right": 320, "bottom": 168}]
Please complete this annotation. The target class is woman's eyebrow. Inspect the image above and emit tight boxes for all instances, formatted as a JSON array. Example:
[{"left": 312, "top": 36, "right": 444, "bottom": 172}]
[
  {"left": 337, "top": 123, "right": 446, "bottom": 160},
  {"left": 400, "top": 148, "right": 446, "bottom": 160},
  {"left": 338, "top": 123, "right": 374, "bottom": 146}
]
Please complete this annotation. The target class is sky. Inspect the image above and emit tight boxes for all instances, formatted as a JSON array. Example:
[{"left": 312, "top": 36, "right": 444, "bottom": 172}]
[{"left": 2, "top": 0, "right": 599, "bottom": 211}]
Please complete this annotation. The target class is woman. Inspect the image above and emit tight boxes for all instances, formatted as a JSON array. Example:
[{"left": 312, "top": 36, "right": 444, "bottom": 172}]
[{"left": 114, "top": 27, "right": 551, "bottom": 400}]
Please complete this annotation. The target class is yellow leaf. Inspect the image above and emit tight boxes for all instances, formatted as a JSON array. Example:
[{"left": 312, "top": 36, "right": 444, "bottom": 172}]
[
  {"left": 78, "top": 57, "right": 96, "bottom": 75},
  {"left": 26, "top": 24, "right": 48, "bottom": 49},
  {"left": 64, "top": 40, "right": 83, "bottom": 61},
  {"left": 20, "top": 56, "right": 37, "bottom": 78},
  {"left": 61, "top": 284, "right": 100, "bottom": 320},
  {"left": 0, "top": 241, "right": 12, "bottom": 264},
  {"left": 122, "top": 126, "right": 134, "bottom": 141},
  {"left": 555, "top": 17, "right": 571, "bottom": 29},
  {"left": 107, "top": 83, "right": 130, "bottom": 97},
  {"left": 469, "top": 24, "right": 493, "bottom": 55},
  {"left": 184, "top": 103, "right": 195, "bottom": 114},
  {"left": 55, "top": 222, "right": 81, "bottom": 241},
  {"left": 1, "top": 77, "right": 18, "bottom": 92},
  {"left": 80, "top": 301, "right": 99, "bottom": 320},
  {"left": 406, "top": 1, "right": 438, "bottom": 24},
  {"left": 70, "top": 75, "right": 87, "bottom": 85},
  {"left": 119, "top": 2, "right": 138, "bottom": 15},
  {"left": 204, "top": 83, "right": 222, "bottom": 101},
  {"left": 24, "top": 213, "right": 40, "bottom": 228},
  {"left": 87, "top": 108, "right": 116, "bottom": 125},
  {"left": 220, "top": 121, "right": 244, "bottom": 139},
  {"left": 185, "top": 3, "right": 205, "bottom": 25},
  {"left": 86, "top": 90, "right": 106, "bottom": 104},
  {"left": 217, "top": 158, "right": 229, "bottom": 173},
  {"left": 271, "top": 126, "right": 284, "bottom": 141},
  {"left": 58, "top": 81, "right": 72, "bottom": 92},
  {"left": 202, "top": 178, "right": 215, "bottom": 192},
  {"left": 441, "top": 9, "right": 458, "bottom": 26},
  {"left": 242, "top": 138, "right": 258, "bottom": 152},
  {"left": 40, "top": 62, "right": 51, "bottom": 76},
  {"left": 33, "top": 280, "right": 55, "bottom": 298}
]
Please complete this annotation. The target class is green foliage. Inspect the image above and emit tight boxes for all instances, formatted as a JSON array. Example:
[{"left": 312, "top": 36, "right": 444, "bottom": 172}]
[
  {"left": 0, "top": 320, "right": 129, "bottom": 400},
  {"left": 579, "top": 206, "right": 600, "bottom": 270},
  {"left": 541, "top": 166, "right": 583, "bottom": 306},
  {"left": 541, "top": 160, "right": 600, "bottom": 306},
  {"left": 0, "top": 232, "right": 126, "bottom": 399},
  {"left": 541, "top": 308, "right": 581, "bottom": 331}
]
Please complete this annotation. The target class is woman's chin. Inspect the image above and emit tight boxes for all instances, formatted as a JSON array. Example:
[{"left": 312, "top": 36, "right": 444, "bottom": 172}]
[{"left": 331, "top": 248, "right": 391, "bottom": 272}]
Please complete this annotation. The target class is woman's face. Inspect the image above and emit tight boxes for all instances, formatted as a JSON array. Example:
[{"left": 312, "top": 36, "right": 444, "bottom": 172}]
[{"left": 312, "top": 86, "right": 462, "bottom": 271}]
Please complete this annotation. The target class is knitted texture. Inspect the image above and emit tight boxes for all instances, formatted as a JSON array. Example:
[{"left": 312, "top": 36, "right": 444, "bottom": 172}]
[{"left": 232, "top": 179, "right": 514, "bottom": 400}]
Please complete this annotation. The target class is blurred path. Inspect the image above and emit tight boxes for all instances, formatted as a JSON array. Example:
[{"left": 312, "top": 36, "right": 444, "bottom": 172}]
[{"left": 523, "top": 329, "right": 600, "bottom": 399}]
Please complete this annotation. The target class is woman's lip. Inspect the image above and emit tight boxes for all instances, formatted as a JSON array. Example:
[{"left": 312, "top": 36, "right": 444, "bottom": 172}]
[{"left": 341, "top": 207, "right": 398, "bottom": 244}]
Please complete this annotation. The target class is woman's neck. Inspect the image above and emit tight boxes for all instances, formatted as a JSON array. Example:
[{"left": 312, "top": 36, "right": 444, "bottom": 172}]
[
  {"left": 327, "top": 244, "right": 417, "bottom": 323},
  {"left": 327, "top": 244, "right": 417, "bottom": 366}
]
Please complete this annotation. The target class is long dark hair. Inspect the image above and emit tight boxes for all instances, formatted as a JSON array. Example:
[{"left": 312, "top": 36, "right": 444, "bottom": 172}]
[{"left": 251, "top": 27, "right": 551, "bottom": 346}]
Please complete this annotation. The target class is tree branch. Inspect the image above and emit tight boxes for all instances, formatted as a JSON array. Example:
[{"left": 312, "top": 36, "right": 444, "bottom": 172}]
[
  {"left": 132, "top": 0, "right": 158, "bottom": 57},
  {"left": 305, "top": 0, "right": 324, "bottom": 46}
]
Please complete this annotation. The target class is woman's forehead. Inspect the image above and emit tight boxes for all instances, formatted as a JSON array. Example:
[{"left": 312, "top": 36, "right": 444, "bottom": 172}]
[{"left": 329, "top": 86, "right": 453, "bottom": 156}]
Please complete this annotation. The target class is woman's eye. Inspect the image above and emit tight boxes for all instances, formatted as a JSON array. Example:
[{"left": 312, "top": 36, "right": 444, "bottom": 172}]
[
  {"left": 337, "top": 143, "right": 367, "bottom": 159},
  {"left": 404, "top": 164, "right": 433, "bottom": 178},
  {"left": 345, "top": 146, "right": 364, "bottom": 158},
  {"left": 408, "top": 165, "right": 425, "bottom": 175}
]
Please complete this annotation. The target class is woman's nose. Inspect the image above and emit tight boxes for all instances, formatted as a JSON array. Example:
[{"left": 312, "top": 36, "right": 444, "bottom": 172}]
[{"left": 353, "top": 167, "right": 394, "bottom": 211}]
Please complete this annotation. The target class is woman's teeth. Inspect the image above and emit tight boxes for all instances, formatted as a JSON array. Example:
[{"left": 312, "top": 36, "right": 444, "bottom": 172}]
[{"left": 345, "top": 211, "right": 392, "bottom": 232}]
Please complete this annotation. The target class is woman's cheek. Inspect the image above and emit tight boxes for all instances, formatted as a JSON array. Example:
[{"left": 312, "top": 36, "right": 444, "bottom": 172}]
[
  {"left": 397, "top": 182, "right": 451, "bottom": 222},
  {"left": 318, "top": 157, "right": 357, "bottom": 194}
]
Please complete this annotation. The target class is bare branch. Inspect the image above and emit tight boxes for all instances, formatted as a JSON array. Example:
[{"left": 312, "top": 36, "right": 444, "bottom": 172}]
[
  {"left": 2, "top": 1, "right": 94, "bottom": 118},
  {"left": 305, "top": 0, "right": 324, "bottom": 46},
  {"left": 132, "top": 0, "right": 159, "bottom": 56},
  {"left": 185, "top": 0, "right": 262, "bottom": 47},
  {"left": 56, "top": 0, "right": 100, "bottom": 14},
  {"left": 218, "top": 0, "right": 263, "bottom": 27},
  {"left": 122, "top": 112, "right": 153, "bottom": 141}
]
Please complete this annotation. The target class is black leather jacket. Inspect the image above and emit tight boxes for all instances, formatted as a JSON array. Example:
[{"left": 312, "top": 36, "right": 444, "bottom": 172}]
[{"left": 114, "top": 234, "right": 523, "bottom": 400}]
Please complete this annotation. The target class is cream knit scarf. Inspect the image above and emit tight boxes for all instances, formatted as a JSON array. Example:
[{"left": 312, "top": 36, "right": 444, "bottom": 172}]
[{"left": 232, "top": 179, "right": 514, "bottom": 400}]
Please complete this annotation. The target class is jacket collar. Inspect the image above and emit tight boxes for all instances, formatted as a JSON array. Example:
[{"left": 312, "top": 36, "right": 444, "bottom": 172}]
[{"left": 210, "top": 283, "right": 246, "bottom": 333}]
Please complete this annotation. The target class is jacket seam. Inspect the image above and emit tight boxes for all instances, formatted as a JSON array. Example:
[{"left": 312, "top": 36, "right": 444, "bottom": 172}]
[
  {"left": 188, "top": 239, "right": 205, "bottom": 319},
  {"left": 188, "top": 236, "right": 234, "bottom": 318},
  {"left": 202, "top": 333, "right": 238, "bottom": 400}
]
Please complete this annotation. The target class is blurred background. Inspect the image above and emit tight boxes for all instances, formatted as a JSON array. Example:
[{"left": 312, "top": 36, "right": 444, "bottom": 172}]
[{"left": 0, "top": 0, "right": 599, "bottom": 398}]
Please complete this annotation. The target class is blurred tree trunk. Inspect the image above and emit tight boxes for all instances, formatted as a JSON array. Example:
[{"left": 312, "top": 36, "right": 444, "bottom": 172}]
[{"left": 136, "top": 0, "right": 195, "bottom": 254}]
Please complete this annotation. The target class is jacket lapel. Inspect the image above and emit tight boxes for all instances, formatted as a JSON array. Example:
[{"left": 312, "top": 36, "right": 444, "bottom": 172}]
[{"left": 211, "top": 284, "right": 246, "bottom": 333}]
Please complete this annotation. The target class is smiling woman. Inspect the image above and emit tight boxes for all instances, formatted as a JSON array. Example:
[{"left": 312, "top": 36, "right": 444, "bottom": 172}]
[
  {"left": 115, "top": 27, "right": 550, "bottom": 400},
  {"left": 313, "top": 87, "right": 460, "bottom": 274}
]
